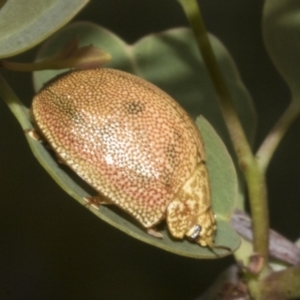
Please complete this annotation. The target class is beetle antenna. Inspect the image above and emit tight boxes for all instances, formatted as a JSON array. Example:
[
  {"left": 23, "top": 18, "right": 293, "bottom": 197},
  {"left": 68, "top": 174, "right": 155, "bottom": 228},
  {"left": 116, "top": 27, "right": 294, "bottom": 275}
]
[
  {"left": 207, "top": 241, "right": 232, "bottom": 254},
  {"left": 212, "top": 244, "right": 232, "bottom": 252}
]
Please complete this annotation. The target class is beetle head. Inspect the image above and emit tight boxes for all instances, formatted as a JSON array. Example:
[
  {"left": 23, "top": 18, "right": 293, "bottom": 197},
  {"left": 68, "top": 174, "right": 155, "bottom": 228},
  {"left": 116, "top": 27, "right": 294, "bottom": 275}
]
[
  {"left": 185, "top": 208, "right": 217, "bottom": 247},
  {"left": 186, "top": 211, "right": 231, "bottom": 252}
]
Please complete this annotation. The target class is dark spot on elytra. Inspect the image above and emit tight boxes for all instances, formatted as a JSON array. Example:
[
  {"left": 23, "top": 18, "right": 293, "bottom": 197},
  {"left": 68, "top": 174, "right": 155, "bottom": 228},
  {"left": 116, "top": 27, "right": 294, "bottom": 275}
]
[
  {"left": 50, "top": 92, "right": 82, "bottom": 123},
  {"left": 124, "top": 101, "right": 144, "bottom": 115}
]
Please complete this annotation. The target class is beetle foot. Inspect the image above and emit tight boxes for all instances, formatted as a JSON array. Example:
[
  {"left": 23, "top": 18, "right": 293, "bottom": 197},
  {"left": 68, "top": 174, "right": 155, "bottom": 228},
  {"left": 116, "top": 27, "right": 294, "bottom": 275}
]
[
  {"left": 83, "top": 195, "right": 112, "bottom": 210},
  {"left": 147, "top": 228, "right": 163, "bottom": 239},
  {"left": 25, "top": 129, "right": 44, "bottom": 142},
  {"left": 55, "top": 154, "right": 66, "bottom": 164}
]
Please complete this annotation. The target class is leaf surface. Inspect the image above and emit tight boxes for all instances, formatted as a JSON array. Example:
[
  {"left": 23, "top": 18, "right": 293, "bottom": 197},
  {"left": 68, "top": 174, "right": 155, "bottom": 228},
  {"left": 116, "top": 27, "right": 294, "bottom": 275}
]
[
  {"left": 4, "top": 22, "right": 257, "bottom": 258},
  {"left": 0, "top": 0, "right": 89, "bottom": 58},
  {"left": 33, "top": 22, "right": 257, "bottom": 210},
  {"left": 1, "top": 74, "right": 240, "bottom": 258}
]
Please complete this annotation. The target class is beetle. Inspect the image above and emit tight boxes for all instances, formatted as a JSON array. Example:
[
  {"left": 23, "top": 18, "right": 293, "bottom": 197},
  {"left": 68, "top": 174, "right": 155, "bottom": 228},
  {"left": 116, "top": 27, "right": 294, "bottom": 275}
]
[{"left": 31, "top": 68, "right": 218, "bottom": 248}]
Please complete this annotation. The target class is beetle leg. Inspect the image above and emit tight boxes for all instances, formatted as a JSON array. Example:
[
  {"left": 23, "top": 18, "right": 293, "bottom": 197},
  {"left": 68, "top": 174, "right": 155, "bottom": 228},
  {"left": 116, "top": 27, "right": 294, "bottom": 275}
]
[
  {"left": 83, "top": 195, "right": 113, "bottom": 210},
  {"left": 24, "top": 128, "right": 44, "bottom": 142},
  {"left": 55, "top": 154, "right": 66, "bottom": 164},
  {"left": 26, "top": 129, "right": 69, "bottom": 164},
  {"left": 147, "top": 228, "right": 163, "bottom": 239}
]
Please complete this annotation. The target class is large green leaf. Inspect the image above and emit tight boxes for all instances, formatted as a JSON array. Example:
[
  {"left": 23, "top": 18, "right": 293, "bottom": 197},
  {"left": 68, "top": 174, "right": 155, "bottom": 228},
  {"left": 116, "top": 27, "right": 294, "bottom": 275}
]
[
  {"left": 33, "top": 22, "right": 256, "bottom": 210},
  {"left": 0, "top": 73, "right": 240, "bottom": 258},
  {"left": 0, "top": 0, "right": 89, "bottom": 58},
  {"left": 196, "top": 118, "right": 237, "bottom": 219},
  {"left": 2, "top": 21, "right": 253, "bottom": 258},
  {"left": 33, "top": 22, "right": 255, "bottom": 146}
]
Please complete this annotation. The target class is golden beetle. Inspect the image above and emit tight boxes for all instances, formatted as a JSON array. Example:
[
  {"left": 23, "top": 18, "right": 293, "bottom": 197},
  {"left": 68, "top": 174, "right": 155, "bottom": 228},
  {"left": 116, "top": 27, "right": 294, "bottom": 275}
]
[{"left": 31, "top": 68, "right": 217, "bottom": 248}]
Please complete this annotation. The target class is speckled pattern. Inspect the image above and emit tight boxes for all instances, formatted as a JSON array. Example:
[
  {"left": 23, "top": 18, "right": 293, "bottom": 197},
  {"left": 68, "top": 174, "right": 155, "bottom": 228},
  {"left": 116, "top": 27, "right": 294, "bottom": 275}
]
[{"left": 32, "top": 68, "right": 215, "bottom": 244}]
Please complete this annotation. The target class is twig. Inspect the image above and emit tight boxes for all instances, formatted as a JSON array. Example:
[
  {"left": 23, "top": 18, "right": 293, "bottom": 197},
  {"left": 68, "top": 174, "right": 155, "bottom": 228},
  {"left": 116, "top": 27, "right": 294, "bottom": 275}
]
[
  {"left": 257, "top": 100, "right": 300, "bottom": 173},
  {"left": 177, "top": 0, "right": 269, "bottom": 266}
]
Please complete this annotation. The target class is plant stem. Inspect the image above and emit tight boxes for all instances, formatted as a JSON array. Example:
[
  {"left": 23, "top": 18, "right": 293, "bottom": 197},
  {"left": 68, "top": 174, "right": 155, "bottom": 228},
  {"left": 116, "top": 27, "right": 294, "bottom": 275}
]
[
  {"left": 178, "top": 0, "right": 269, "bottom": 264},
  {"left": 0, "top": 59, "right": 55, "bottom": 71},
  {"left": 0, "top": 73, "right": 29, "bottom": 129},
  {"left": 257, "top": 100, "right": 300, "bottom": 173},
  {"left": 0, "top": 39, "right": 111, "bottom": 72}
]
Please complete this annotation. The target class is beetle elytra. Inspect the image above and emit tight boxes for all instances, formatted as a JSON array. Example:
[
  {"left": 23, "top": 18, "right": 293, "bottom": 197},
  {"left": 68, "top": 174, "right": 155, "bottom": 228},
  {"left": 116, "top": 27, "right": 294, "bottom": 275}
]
[{"left": 31, "top": 68, "right": 222, "bottom": 249}]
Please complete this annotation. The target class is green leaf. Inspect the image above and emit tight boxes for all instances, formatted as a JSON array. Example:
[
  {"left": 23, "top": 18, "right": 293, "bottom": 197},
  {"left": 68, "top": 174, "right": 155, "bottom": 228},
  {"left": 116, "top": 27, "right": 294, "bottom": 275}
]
[
  {"left": 263, "top": 0, "right": 300, "bottom": 99},
  {"left": 33, "top": 22, "right": 255, "bottom": 210},
  {"left": 0, "top": 0, "right": 89, "bottom": 59},
  {"left": 196, "top": 117, "right": 237, "bottom": 219},
  {"left": 29, "top": 23, "right": 245, "bottom": 257},
  {"left": 1, "top": 73, "right": 240, "bottom": 258},
  {"left": 33, "top": 22, "right": 133, "bottom": 91},
  {"left": 33, "top": 22, "right": 255, "bottom": 145},
  {"left": 196, "top": 117, "right": 240, "bottom": 251},
  {"left": 30, "top": 23, "right": 244, "bottom": 257}
]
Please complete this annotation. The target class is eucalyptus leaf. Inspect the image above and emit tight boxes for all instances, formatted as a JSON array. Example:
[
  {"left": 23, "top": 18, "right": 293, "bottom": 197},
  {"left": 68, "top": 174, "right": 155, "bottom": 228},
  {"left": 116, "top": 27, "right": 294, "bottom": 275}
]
[
  {"left": 263, "top": 0, "right": 300, "bottom": 99},
  {"left": 0, "top": 73, "right": 240, "bottom": 258},
  {"left": 33, "top": 22, "right": 255, "bottom": 148},
  {"left": 0, "top": 0, "right": 89, "bottom": 58},
  {"left": 196, "top": 118, "right": 237, "bottom": 219},
  {"left": 33, "top": 22, "right": 131, "bottom": 92},
  {"left": 33, "top": 22, "right": 256, "bottom": 210},
  {"left": 29, "top": 22, "right": 245, "bottom": 257}
]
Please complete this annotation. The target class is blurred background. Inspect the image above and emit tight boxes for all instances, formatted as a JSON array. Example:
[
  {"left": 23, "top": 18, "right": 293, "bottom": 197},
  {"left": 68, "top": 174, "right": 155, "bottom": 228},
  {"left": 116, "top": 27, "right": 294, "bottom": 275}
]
[{"left": 0, "top": 0, "right": 298, "bottom": 299}]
